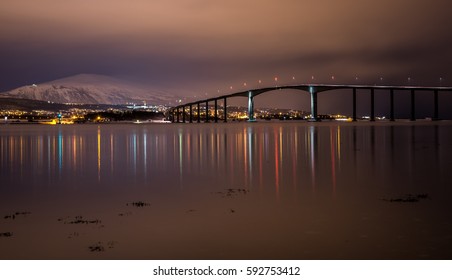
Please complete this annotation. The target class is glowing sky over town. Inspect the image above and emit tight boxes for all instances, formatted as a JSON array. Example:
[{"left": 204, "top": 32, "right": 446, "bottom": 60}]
[{"left": 1, "top": 0, "right": 452, "bottom": 95}]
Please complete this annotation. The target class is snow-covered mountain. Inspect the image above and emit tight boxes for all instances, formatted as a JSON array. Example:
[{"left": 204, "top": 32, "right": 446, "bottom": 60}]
[{"left": 1, "top": 74, "right": 176, "bottom": 105}]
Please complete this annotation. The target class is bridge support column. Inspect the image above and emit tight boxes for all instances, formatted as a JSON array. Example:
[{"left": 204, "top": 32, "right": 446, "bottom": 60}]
[
  {"left": 370, "top": 88, "right": 375, "bottom": 121},
  {"left": 248, "top": 91, "right": 256, "bottom": 122},
  {"left": 223, "top": 97, "right": 227, "bottom": 123},
  {"left": 214, "top": 99, "right": 218, "bottom": 123},
  {"left": 197, "top": 103, "right": 201, "bottom": 123},
  {"left": 433, "top": 90, "right": 439, "bottom": 121},
  {"left": 205, "top": 101, "right": 209, "bottom": 122},
  {"left": 182, "top": 106, "right": 186, "bottom": 123},
  {"left": 176, "top": 107, "right": 180, "bottom": 123},
  {"left": 390, "top": 89, "right": 395, "bottom": 121},
  {"left": 410, "top": 89, "right": 416, "bottom": 121},
  {"left": 189, "top": 104, "right": 193, "bottom": 123},
  {"left": 352, "top": 88, "right": 357, "bottom": 121},
  {"left": 309, "top": 86, "right": 318, "bottom": 121}
]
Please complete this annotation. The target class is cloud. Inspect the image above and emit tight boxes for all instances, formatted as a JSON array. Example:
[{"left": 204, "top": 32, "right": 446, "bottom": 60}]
[{"left": 1, "top": 0, "right": 452, "bottom": 93}]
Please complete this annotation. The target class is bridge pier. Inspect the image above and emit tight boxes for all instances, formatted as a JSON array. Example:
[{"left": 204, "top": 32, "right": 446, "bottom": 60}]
[
  {"left": 433, "top": 90, "right": 439, "bottom": 121},
  {"left": 370, "top": 88, "right": 375, "bottom": 121},
  {"left": 390, "top": 89, "right": 395, "bottom": 121},
  {"left": 352, "top": 88, "right": 357, "bottom": 121},
  {"left": 248, "top": 91, "right": 256, "bottom": 121},
  {"left": 170, "top": 84, "right": 450, "bottom": 125},
  {"left": 223, "top": 97, "right": 227, "bottom": 122},
  {"left": 309, "top": 86, "right": 318, "bottom": 121}
]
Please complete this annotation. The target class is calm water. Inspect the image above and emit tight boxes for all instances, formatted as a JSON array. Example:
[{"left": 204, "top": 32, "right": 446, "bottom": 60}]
[{"left": 1, "top": 121, "right": 452, "bottom": 259}]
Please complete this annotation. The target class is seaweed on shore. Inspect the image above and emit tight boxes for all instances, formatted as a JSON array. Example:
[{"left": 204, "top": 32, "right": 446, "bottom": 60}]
[
  {"left": 4, "top": 211, "right": 31, "bottom": 220},
  {"left": 88, "top": 241, "right": 117, "bottom": 252},
  {"left": 58, "top": 216, "right": 102, "bottom": 225},
  {"left": 382, "top": 193, "right": 430, "bottom": 203},
  {"left": 0, "top": 232, "right": 13, "bottom": 237},
  {"left": 88, "top": 243, "right": 105, "bottom": 252},
  {"left": 67, "top": 232, "right": 80, "bottom": 239},
  {"left": 212, "top": 188, "right": 250, "bottom": 198},
  {"left": 118, "top": 212, "right": 132, "bottom": 217},
  {"left": 126, "top": 201, "right": 150, "bottom": 207}
]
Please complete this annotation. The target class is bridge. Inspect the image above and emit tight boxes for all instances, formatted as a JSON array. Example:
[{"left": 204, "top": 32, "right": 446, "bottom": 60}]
[{"left": 169, "top": 84, "right": 452, "bottom": 122}]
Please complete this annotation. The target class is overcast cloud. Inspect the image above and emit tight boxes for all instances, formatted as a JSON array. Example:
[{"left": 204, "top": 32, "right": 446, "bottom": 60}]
[{"left": 1, "top": 0, "right": 452, "bottom": 96}]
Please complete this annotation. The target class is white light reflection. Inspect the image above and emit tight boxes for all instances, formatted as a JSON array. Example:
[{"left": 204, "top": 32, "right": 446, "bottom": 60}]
[
  {"left": 309, "top": 125, "right": 316, "bottom": 191},
  {"left": 97, "top": 126, "right": 101, "bottom": 181},
  {"left": 143, "top": 132, "right": 147, "bottom": 180},
  {"left": 179, "top": 130, "right": 183, "bottom": 183}
]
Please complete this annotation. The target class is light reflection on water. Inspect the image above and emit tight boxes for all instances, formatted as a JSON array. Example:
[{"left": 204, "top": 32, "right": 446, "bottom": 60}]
[
  {"left": 0, "top": 122, "right": 450, "bottom": 195},
  {"left": 1, "top": 122, "right": 452, "bottom": 259}
]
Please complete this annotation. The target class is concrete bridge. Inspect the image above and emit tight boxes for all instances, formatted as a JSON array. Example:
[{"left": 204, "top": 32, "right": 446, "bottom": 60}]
[{"left": 169, "top": 84, "right": 452, "bottom": 122}]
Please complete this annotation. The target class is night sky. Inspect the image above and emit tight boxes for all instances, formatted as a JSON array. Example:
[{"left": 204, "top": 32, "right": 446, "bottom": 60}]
[{"left": 1, "top": 0, "right": 452, "bottom": 108}]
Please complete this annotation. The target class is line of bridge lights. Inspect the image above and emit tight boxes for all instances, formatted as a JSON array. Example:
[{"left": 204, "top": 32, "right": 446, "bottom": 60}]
[
  {"left": 183, "top": 76, "right": 446, "bottom": 104},
  {"left": 196, "top": 76, "right": 447, "bottom": 101},
  {"left": 235, "top": 75, "right": 339, "bottom": 89}
]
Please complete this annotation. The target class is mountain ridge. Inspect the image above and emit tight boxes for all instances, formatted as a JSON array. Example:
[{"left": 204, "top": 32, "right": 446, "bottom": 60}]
[{"left": 1, "top": 74, "right": 175, "bottom": 105}]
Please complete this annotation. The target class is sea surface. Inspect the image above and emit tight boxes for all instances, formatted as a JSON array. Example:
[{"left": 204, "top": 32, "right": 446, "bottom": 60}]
[{"left": 1, "top": 121, "right": 452, "bottom": 259}]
